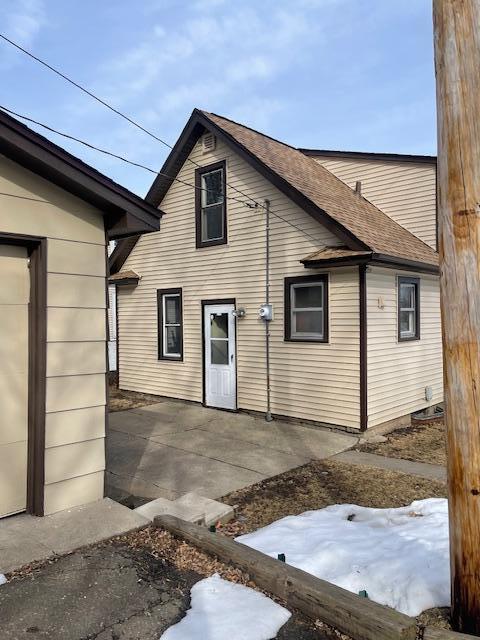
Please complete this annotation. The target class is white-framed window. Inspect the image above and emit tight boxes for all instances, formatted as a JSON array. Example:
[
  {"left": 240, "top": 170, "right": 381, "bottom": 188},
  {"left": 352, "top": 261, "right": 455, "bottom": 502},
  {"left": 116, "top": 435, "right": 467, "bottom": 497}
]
[
  {"left": 398, "top": 277, "right": 420, "bottom": 341},
  {"left": 158, "top": 289, "right": 183, "bottom": 360},
  {"left": 285, "top": 275, "right": 329, "bottom": 342},
  {"left": 196, "top": 161, "right": 226, "bottom": 247}
]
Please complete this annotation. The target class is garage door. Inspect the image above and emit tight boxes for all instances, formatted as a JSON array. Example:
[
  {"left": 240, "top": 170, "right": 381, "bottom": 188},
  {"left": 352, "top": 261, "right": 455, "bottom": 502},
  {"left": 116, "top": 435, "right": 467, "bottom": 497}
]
[{"left": 0, "top": 245, "right": 29, "bottom": 518}]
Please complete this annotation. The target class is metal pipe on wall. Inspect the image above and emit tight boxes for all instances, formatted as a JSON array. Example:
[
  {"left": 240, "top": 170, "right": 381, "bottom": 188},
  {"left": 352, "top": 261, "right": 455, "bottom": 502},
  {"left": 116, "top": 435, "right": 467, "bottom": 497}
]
[{"left": 264, "top": 199, "right": 273, "bottom": 422}]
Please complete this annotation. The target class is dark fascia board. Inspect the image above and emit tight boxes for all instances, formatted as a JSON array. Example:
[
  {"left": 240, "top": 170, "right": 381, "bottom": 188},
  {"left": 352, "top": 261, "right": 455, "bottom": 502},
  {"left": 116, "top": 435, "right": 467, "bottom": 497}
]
[
  {"left": 0, "top": 110, "right": 163, "bottom": 239},
  {"left": 302, "top": 252, "right": 439, "bottom": 274},
  {"left": 299, "top": 148, "right": 437, "bottom": 165}
]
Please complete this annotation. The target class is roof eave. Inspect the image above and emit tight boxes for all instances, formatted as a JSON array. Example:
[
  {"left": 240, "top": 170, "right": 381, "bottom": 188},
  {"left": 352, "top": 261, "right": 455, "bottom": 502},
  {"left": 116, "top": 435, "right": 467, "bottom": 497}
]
[
  {"left": 0, "top": 110, "right": 163, "bottom": 240},
  {"left": 302, "top": 252, "right": 439, "bottom": 274}
]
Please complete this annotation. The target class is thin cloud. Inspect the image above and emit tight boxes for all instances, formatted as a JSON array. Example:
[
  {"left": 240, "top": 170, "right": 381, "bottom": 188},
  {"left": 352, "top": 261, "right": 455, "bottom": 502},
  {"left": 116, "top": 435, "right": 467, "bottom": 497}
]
[{"left": 3, "top": 0, "right": 46, "bottom": 46}]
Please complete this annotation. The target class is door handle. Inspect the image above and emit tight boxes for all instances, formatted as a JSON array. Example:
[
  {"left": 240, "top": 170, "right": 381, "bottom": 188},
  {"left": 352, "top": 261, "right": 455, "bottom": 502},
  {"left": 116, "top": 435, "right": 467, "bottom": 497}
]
[{"left": 230, "top": 353, "right": 234, "bottom": 363}]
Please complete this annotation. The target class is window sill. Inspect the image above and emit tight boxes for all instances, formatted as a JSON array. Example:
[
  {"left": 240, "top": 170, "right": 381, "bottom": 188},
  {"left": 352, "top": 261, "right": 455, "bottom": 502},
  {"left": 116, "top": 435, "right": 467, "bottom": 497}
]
[
  {"left": 158, "top": 355, "right": 184, "bottom": 362},
  {"left": 196, "top": 238, "right": 228, "bottom": 249},
  {"left": 398, "top": 336, "right": 420, "bottom": 343},
  {"left": 284, "top": 337, "right": 329, "bottom": 344}
]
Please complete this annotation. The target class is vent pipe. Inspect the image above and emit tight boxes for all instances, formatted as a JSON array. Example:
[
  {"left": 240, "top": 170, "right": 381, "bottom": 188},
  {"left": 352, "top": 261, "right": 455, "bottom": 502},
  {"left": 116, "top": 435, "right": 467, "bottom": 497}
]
[{"left": 355, "top": 181, "right": 362, "bottom": 196}]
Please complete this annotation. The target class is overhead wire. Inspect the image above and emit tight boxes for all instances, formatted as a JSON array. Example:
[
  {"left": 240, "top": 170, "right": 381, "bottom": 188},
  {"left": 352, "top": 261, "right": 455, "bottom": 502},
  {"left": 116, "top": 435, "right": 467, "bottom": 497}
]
[
  {"left": 0, "top": 33, "right": 261, "bottom": 209},
  {"left": 0, "top": 104, "right": 323, "bottom": 246}
]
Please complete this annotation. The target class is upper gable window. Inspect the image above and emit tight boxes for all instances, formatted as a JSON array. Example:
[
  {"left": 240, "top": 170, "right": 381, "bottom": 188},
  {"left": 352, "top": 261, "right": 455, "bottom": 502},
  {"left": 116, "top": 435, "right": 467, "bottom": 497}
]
[{"left": 195, "top": 160, "right": 227, "bottom": 248}]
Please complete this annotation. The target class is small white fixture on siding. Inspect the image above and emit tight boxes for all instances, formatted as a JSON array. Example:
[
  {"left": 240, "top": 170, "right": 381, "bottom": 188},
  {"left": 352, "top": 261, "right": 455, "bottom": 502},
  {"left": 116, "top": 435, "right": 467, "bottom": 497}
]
[
  {"left": 202, "top": 133, "right": 216, "bottom": 154},
  {"left": 377, "top": 296, "right": 385, "bottom": 309},
  {"left": 425, "top": 386, "right": 433, "bottom": 402},
  {"left": 259, "top": 303, "right": 273, "bottom": 321}
]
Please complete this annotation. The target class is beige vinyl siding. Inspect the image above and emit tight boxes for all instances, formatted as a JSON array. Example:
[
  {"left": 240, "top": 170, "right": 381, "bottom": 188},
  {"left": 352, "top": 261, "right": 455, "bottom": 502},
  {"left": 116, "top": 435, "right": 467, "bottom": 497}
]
[
  {"left": 0, "top": 155, "right": 106, "bottom": 514},
  {"left": 366, "top": 267, "right": 443, "bottom": 427},
  {"left": 119, "top": 137, "right": 361, "bottom": 428},
  {"left": 312, "top": 155, "right": 437, "bottom": 250}
]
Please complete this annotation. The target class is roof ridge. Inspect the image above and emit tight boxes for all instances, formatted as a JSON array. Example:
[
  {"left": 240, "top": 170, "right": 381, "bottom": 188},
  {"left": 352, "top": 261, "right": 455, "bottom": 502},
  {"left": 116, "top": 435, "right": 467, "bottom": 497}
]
[{"left": 299, "top": 148, "right": 437, "bottom": 162}]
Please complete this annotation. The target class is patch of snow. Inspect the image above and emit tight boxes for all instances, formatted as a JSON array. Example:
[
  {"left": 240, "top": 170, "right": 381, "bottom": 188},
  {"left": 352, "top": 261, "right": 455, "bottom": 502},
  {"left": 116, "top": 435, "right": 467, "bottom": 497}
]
[
  {"left": 237, "top": 498, "right": 449, "bottom": 617},
  {"left": 0, "top": 574, "right": 6, "bottom": 586},
  {"left": 160, "top": 573, "right": 291, "bottom": 640}
]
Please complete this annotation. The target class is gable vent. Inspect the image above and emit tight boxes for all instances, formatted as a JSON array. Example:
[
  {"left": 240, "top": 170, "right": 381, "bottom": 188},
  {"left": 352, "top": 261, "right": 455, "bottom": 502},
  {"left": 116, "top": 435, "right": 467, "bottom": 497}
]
[{"left": 202, "top": 133, "right": 216, "bottom": 154}]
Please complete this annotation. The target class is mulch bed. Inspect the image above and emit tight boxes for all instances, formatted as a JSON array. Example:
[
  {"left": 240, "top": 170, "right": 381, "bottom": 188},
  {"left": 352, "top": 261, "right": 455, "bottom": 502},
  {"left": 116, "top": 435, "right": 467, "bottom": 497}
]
[{"left": 355, "top": 421, "right": 447, "bottom": 466}]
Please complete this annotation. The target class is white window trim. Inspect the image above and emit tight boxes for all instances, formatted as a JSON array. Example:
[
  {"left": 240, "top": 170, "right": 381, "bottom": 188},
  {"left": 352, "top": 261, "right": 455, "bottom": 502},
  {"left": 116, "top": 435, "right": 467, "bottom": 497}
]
[
  {"left": 398, "top": 278, "right": 420, "bottom": 341},
  {"left": 290, "top": 281, "right": 325, "bottom": 340},
  {"left": 162, "top": 293, "right": 181, "bottom": 358}
]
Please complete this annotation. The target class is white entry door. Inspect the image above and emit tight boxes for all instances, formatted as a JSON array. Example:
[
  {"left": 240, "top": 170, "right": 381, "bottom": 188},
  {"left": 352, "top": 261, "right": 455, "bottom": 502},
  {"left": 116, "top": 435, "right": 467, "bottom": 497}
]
[
  {"left": 204, "top": 304, "right": 236, "bottom": 410},
  {"left": 0, "top": 245, "right": 29, "bottom": 518}
]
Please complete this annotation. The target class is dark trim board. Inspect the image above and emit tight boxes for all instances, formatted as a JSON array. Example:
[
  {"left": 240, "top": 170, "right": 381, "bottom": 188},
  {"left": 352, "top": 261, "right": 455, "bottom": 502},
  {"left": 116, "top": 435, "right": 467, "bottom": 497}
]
[
  {"left": 359, "top": 265, "right": 368, "bottom": 431},
  {"left": 284, "top": 274, "right": 329, "bottom": 343},
  {"left": 195, "top": 160, "right": 227, "bottom": 249},
  {"left": 104, "top": 233, "right": 110, "bottom": 500},
  {"left": 0, "top": 231, "right": 47, "bottom": 517},
  {"left": 201, "top": 298, "right": 237, "bottom": 410},
  {"left": 302, "top": 253, "right": 439, "bottom": 275}
]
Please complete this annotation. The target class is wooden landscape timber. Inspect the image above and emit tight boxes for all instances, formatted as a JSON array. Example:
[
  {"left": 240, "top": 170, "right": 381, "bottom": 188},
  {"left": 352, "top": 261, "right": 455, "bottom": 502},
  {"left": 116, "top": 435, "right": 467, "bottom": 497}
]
[
  {"left": 433, "top": 0, "right": 480, "bottom": 633},
  {"left": 154, "top": 514, "right": 416, "bottom": 640},
  {"left": 423, "top": 627, "right": 478, "bottom": 640}
]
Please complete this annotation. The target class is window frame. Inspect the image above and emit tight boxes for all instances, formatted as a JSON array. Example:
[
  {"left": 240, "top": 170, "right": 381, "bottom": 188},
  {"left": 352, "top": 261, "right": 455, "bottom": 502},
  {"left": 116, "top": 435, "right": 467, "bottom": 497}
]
[
  {"left": 397, "top": 276, "right": 420, "bottom": 342},
  {"left": 195, "top": 160, "right": 227, "bottom": 249},
  {"left": 157, "top": 288, "right": 183, "bottom": 361},
  {"left": 284, "top": 274, "right": 329, "bottom": 343}
]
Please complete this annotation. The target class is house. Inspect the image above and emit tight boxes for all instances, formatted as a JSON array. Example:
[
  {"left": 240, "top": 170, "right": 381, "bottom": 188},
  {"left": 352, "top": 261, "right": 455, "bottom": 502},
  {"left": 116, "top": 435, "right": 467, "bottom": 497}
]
[
  {"left": 110, "top": 109, "right": 441, "bottom": 433},
  {"left": 0, "top": 109, "right": 161, "bottom": 519}
]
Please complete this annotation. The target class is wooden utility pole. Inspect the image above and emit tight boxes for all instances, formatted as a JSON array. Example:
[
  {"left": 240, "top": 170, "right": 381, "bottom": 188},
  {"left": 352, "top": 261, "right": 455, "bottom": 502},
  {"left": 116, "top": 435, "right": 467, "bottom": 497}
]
[{"left": 433, "top": 0, "right": 480, "bottom": 633}]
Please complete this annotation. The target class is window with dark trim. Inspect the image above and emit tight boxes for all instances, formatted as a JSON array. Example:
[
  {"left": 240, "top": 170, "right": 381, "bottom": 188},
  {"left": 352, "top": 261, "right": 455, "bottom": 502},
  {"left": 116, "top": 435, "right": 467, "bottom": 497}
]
[
  {"left": 157, "top": 288, "right": 183, "bottom": 360},
  {"left": 284, "top": 274, "right": 329, "bottom": 342},
  {"left": 398, "top": 277, "right": 420, "bottom": 341},
  {"left": 195, "top": 160, "right": 227, "bottom": 248}
]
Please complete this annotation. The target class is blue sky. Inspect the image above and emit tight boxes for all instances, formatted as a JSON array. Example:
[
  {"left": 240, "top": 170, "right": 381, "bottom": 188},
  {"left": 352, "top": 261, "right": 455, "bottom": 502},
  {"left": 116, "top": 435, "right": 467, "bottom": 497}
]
[{"left": 1, "top": 0, "right": 436, "bottom": 196}]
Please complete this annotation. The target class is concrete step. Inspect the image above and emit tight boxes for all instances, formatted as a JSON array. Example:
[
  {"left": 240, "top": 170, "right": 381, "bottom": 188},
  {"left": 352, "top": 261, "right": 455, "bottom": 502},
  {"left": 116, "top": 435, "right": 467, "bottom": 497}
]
[{"left": 134, "top": 492, "right": 234, "bottom": 526}]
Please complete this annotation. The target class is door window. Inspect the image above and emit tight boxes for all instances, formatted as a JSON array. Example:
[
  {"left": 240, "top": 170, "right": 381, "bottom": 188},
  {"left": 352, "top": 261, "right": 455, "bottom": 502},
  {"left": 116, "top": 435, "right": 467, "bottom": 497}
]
[{"left": 210, "top": 313, "right": 229, "bottom": 364}]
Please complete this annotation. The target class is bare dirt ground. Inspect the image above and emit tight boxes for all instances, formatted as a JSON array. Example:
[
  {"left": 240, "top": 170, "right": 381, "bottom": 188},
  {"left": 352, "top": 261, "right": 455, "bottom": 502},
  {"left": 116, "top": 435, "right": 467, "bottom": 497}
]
[
  {"left": 355, "top": 421, "right": 446, "bottom": 466},
  {"left": 109, "top": 384, "right": 163, "bottom": 412},
  {"left": 219, "top": 458, "right": 447, "bottom": 536}
]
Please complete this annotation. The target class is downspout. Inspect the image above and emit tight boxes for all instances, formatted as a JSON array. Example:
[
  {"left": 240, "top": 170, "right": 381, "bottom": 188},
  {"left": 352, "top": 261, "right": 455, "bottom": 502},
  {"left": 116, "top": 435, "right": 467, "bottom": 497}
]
[{"left": 265, "top": 199, "right": 273, "bottom": 422}]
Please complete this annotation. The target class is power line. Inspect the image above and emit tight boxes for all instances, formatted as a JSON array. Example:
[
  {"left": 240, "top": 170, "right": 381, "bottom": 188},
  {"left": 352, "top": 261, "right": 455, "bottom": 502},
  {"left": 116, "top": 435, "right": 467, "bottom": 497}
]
[
  {"left": 0, "top": 105, "right": 255, "bottom": 209},
  {"left": 0, "top": 32, "right": 261, "bottom": 209},
  {"left": 0, "top": 105, "right": 322, "bottom": 245}
]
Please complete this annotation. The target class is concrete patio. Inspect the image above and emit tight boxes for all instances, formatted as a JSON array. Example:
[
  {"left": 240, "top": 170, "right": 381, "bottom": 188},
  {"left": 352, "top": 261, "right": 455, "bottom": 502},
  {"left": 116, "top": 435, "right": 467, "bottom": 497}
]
[
  {"left": 0, "top": 498, "right": 148, "bottom": 575},
  {"left": 107, "top": 400, "right": 357, "bottom": 503}
]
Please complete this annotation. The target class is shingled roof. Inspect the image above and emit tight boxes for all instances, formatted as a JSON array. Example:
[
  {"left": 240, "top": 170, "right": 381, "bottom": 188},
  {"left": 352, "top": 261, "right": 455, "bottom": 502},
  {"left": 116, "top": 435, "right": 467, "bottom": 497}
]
[{"left": 110, "top": 108, "right": 438, "bottom": 273}]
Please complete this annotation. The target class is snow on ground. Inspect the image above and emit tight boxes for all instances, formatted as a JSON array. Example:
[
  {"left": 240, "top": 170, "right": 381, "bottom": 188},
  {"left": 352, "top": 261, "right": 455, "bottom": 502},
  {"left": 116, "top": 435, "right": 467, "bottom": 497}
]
[
  {"left": 237, "top": 498, "right": 449, "bottom": 617},
  {"left": 0, "top": 574, "right": 6, "bottom": 586},
  {"left": 160, "top": 574, "right": 291, "bottom": 640}
]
